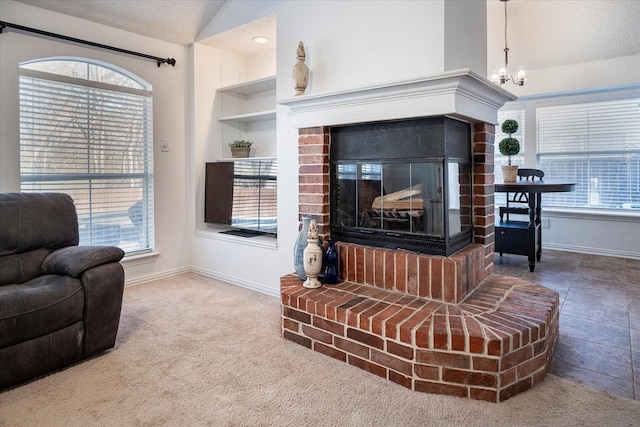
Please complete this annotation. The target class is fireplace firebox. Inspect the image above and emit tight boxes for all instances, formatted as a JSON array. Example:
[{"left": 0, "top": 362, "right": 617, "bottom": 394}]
[{"left": 330, "top": 116, "right": 471, "bottom": 256}]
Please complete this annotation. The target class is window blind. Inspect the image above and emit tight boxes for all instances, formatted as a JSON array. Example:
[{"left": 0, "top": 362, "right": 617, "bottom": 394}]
[
  {"left": 537, "top": 98, "right": 640, "bottom": 209},
  {"left": 19, "top": 61, "right": 154, "bottom": 254}
]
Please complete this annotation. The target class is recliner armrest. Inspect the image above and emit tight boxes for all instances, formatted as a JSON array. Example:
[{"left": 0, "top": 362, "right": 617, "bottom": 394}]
[{"left": 41, "top": 246, "right": 125, "bottom": 278}]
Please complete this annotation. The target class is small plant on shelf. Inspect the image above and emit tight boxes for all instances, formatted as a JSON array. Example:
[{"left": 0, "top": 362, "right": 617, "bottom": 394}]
[
  {"left": 228, "top": 140, "right": 253, "bottom": 158},
  {"left": 498, "top": 119, "right": 520, "bottom": 182},
  {"left": 228, "top": 139, "right": 253, "bottom": 148}
]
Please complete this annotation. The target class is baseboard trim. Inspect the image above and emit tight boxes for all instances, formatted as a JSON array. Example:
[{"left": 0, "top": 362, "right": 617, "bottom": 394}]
[
  {"left": 124, "top": 266, "right": 192, "bottom": 287},
  {"left": 188, "top": 266, "right": 280, "bottom": 297},
  {"left": 543, "top": 243, "right": 640, "bottom": 260},
  {"left": 124, "top": 265, "right": 281, "bottom": 296}
]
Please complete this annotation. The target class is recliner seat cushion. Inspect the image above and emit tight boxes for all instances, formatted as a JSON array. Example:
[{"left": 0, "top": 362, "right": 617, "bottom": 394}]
[{"left": 0, "top": 275, "right": 84, "bottom": 348}]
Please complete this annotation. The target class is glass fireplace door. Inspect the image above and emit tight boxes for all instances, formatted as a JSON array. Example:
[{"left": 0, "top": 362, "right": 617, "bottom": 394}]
[{"left": 333, "top": 161, "right": 445, "bottom": 238}]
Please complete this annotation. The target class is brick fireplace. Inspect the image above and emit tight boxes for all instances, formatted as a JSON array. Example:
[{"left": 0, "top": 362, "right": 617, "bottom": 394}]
[{"left": 279, "top": 71, "right": 559, "bottom": 402}]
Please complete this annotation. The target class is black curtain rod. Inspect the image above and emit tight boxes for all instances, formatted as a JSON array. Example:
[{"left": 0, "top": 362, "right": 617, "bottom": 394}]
[{"left": 0, "top": 20, "right": 176, "bottom": 67}]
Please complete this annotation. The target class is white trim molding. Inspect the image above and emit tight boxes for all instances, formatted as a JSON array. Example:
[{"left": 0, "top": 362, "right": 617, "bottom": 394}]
[{"left": 278, "top": 69, "right": 516, "bottom": 128}]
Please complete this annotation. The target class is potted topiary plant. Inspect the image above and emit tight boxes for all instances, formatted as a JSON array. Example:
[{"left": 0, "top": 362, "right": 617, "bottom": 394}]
[
  {"left": 498, "top": 119, "right": 520, "bottom": 182},
  {"left": 228, "top": 139, "right": 253, "bottom": 158}
]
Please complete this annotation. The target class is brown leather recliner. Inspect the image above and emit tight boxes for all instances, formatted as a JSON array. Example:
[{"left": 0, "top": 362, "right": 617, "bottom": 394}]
[{"left": 0, "top": 193, "right": 125, "bottom": 389}]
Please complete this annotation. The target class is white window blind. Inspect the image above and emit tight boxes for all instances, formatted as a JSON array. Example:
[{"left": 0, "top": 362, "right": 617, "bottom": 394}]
[
  {"left": 19, "top": 58, "right": 154, "bottom": 254},
  {"left": 537, "top": 98, "right": 640, "bottom": 210},
  {"left": 495, "top": 109, "right": 525, "bottom": 206}
]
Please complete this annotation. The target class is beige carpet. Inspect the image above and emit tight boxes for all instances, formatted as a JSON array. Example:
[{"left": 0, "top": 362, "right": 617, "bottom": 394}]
[{"left": 1, "top": 273, "right": 639, "bottom": 426}]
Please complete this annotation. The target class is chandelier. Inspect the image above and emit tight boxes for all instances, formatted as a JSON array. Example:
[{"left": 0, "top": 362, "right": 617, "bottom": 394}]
[{"left": 491, "top": 0, "right": 526, "bottom": 86}]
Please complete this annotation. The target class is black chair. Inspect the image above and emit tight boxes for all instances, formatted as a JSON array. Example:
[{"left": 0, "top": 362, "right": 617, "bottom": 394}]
[{"left": 499, "top": 168, "right": 544, "bottom": 222}]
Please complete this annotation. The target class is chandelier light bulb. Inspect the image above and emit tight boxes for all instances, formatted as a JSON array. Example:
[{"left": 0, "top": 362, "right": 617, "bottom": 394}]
[{"left": 516, "top": 67, "right": 527, "bottom": 85}]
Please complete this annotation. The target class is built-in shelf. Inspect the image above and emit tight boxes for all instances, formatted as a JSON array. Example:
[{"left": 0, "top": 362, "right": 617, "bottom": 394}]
[
  {"left": 218, "top": 76, "right": 276, "bottom": 95},
  {"left": 217, "top": 75, "right": 276, "bottom": 159},
  {"left": 218, "top": 156, "right": 276, "bottom": 162},
  {"left": 218, "top": 110, "right": 276, "bottom": 122}
]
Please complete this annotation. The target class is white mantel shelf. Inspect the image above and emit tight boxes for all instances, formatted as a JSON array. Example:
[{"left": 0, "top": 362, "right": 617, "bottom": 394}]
[{"left": 278, "top": 69, "right": 517, "bottom": 128}]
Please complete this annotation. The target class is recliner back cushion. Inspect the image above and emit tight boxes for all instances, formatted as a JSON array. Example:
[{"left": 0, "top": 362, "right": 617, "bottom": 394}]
[
  {"left": 0, "top": 193, "right": 79, "bottom": 285},
  {"left": 0, "top": 193, "right": 79, "bottom": 255}
]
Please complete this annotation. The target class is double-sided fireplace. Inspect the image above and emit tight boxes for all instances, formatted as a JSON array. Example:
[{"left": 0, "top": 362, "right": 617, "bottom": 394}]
[
  {"left": 280, "top": 71, "right": 559, "bottom": 402},
  {"left": 330, "top": 116, "right": 471, "bottom": 256}
]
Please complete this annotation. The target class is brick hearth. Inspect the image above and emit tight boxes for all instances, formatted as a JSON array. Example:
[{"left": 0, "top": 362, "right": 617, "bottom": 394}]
[
  {"left": 281, "top": 242, "right": 559, "bottom": 402},
  {"left": 281, "top": 99, "right": 559, "bottom": 402}
]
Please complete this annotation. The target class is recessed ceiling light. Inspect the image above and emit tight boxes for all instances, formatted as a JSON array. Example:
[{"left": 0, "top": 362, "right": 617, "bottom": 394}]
[{"left": 252, "top": 36, "right": 269, "bottom": 44}]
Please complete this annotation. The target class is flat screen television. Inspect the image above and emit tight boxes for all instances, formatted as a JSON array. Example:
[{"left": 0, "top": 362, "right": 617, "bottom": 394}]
[{"left": 205, "top": 160, "right": 277, "bottom": 236}]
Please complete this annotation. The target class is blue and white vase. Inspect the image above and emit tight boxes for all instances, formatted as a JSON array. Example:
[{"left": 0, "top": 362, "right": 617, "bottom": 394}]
[
  {"left": 293, "top": 216, "right": 312, "bottom": 280},
  {"left": 303, "top": 218, "right": 323, "bottom": 289}
]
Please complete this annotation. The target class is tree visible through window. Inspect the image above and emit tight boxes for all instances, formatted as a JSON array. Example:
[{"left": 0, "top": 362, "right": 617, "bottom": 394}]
[{"left": 19, "top": 57, "right": 154, "bottom": 254}]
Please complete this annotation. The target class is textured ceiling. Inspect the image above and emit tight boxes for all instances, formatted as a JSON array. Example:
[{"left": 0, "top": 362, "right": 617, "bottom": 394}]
[
  {"left": 12, "top": 0, "right": 228, "bottom": 47},
  {"left": 10, "top": 0, "right": 640, "bottom": 66},
  {"left": 487, "top": 0, "right": 640, "bottom": 72}
]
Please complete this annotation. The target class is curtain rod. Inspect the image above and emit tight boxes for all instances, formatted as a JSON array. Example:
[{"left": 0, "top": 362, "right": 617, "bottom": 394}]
[{"left": 0, "top": 21, "right": 176, "bottom": 67}]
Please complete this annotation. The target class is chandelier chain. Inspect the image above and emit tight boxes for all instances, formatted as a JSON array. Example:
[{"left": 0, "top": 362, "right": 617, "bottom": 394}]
[{"left": 504, "top": 0, "right": 509, "bottom": 52}]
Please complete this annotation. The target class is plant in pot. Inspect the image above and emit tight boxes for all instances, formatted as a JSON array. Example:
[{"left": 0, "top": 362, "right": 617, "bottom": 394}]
[
  {"left": 498, "top": 119, "right": 520, "bottom": 182},
  {"left": 228, "top": 139, "right": 253, "bottom": 158}
]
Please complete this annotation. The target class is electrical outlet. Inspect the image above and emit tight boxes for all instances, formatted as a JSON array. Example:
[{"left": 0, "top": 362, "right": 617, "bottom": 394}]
[
  {"left": 542, "top": 218, "right": 550, "bottom": 228},
  {"left": 161, "top": 139, "right": 169, "bottom": 152}
]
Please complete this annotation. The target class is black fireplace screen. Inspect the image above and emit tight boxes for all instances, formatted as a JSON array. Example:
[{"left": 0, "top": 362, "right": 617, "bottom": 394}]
[{"left": 330, "top": 117, "right": 472, "bottom": 256}]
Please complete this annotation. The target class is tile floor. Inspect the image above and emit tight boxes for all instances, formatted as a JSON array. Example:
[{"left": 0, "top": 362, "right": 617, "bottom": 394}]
[{"left": 493, "top": 249, "right": 640, "bottom": 400}]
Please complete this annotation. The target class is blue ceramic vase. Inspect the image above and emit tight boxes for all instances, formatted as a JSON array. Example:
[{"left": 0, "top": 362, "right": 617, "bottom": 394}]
[{"left": 323, "top": 240, "right": 339, "bottom": 284}]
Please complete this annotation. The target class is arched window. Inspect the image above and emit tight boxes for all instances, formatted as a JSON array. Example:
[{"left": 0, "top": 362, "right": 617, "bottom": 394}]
[{"left": 19, "top": 57, "right": 154, "bottom": 254}]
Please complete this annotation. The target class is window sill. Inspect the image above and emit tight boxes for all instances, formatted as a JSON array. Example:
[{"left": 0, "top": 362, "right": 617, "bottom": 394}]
[
  {"left": 543, "top": 207, "right": 640, "bottom": 223},
  {"left": 121, "top": 251, "right": 160, "bottom": 266},
  {"left": 194, "top": 227, "right": 278, "bottom": 250}
]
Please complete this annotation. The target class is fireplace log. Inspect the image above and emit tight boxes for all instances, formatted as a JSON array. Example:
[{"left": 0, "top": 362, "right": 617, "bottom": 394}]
[
  {"left": 371, "top": 199, "right": 423, "bottom": 210},
  {"left": 372, "top": 184, "right": 423, "bottom": 210}
]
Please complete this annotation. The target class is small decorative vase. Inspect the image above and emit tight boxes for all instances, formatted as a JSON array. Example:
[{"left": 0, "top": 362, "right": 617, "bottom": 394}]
[
  {"left": 293, "top": 216, "right": 312, "bottom": 280},
  {"left": 292, "top": 41, "right": 309, "bottom": 96},
  {"left": 502, "top": 165, "right": 518, "bottom": 182},
  {"left": 303, "top": 218, "right": 323, "bottom": 289},
  {"left": 323, "top": 240, "right": 339, "bottom": 285}
]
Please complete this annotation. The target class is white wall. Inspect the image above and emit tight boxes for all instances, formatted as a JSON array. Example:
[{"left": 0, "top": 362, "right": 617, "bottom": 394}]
[
  {"left": 0, "top": 0, "right": 193, "bottom": 282},
  {"left": 445, "top": 0, "right": 487, "bottom": 73}
]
